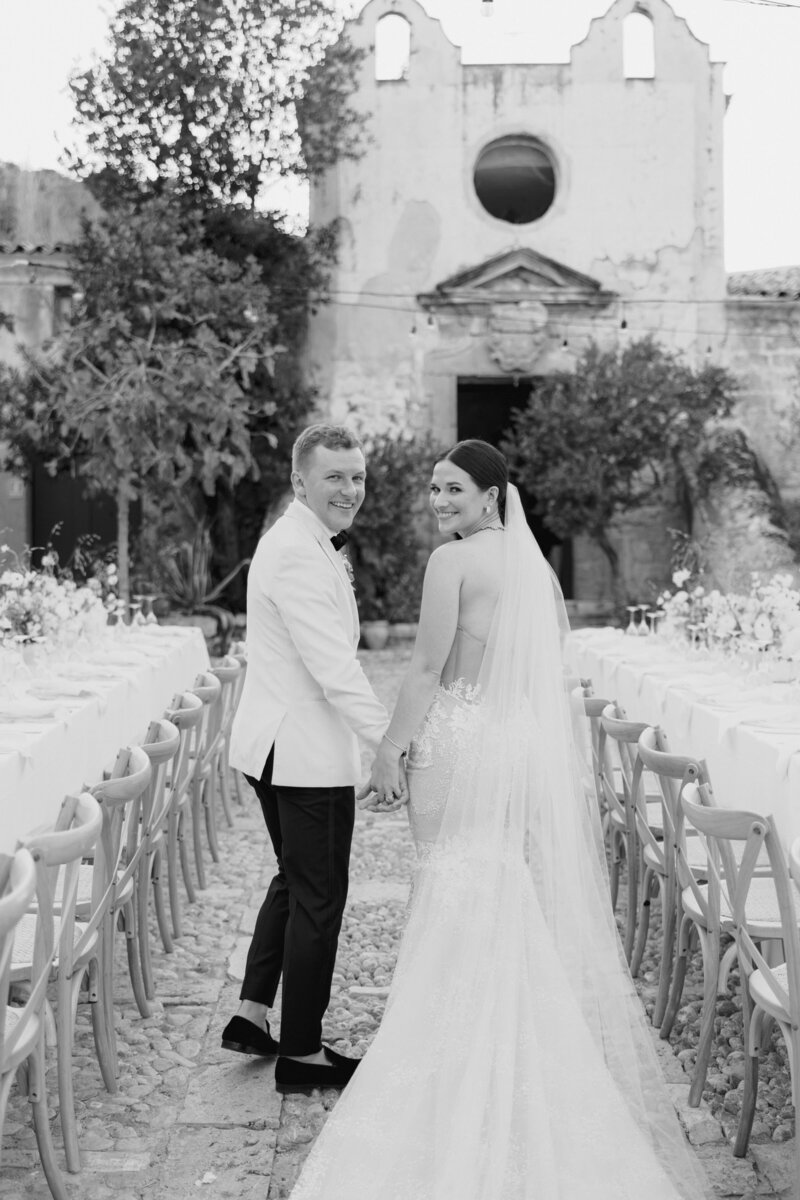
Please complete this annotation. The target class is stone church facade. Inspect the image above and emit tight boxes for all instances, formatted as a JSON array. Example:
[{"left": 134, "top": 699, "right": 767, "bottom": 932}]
[
  {"left": 0, "top": 166, "right": 103, "bottom": 553},
  {"left": 306, "top": 0, "right": 800, "bottom": 604}
]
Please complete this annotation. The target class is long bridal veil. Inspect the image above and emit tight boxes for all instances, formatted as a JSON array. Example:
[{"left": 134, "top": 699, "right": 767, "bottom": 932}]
[{"left": 290, "top": 484, "right": 707, "bottom": 1200}]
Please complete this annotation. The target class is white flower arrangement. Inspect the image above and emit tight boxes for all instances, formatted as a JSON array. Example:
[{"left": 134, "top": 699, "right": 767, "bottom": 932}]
[
  {"left": 0, "top": 544, "right": 113, "bottom": 647},
  {"left": 657, "top": 569, "right": 800, "bottom": 659}
]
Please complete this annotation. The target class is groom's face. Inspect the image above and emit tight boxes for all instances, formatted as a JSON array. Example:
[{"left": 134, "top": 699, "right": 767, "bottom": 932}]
[{"left": 293, "top": 445, "right": 366, "bottom": 533}]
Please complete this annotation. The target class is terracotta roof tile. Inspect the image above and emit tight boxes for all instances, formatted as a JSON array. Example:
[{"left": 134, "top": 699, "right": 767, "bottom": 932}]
[
  {"left": 0, "top": 242, "right": 70, "bottom": 255},
  {"left": 727, "top": 266, "right": 800, "bottom": 299}
]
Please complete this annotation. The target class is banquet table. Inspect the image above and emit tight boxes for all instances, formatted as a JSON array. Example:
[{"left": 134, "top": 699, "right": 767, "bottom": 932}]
[
  {"left": 565, "top": 627, "right": 800, "bottom": 847},
  {"left": 0, "top": 624, "right": 209, "bottom": 853}
]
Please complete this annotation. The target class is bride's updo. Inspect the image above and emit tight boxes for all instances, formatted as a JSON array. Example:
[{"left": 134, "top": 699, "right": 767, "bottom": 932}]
[{"left": 441, "top": 440, "right": 509, "bottom": 522}]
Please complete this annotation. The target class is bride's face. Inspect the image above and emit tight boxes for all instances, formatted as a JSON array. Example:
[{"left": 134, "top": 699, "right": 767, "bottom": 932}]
[{"left": 429, "top": 460, "right": 493, "bottom": 537}]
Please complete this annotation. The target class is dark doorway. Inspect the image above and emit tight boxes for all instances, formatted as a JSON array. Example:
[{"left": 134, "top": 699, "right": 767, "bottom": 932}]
[
  {"left": 31, "top": 464, "right": 139, "bottom": 571},
  {"left": 457, "top": 376, "right": 573, "bottom": 597}
]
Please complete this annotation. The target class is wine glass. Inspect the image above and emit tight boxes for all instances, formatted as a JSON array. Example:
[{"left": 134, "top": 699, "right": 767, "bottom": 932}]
[
  {"left": 142, "top": 593, "right": 159, "bottom": 624},
  {"left": 646, "top": 610, "right": 660, "bottom": 637},
  {"left": 625, "top": 606, "right": 638, "bottom": 636},
  {"left": 637, "top": 604, "right": 649, "bottom": 636},
  {"left": 131, "top": 594, "right": 146, "bottom": 626}
]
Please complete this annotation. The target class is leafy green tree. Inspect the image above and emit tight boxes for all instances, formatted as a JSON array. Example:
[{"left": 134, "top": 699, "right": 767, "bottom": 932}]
[
  {"left": 67, "top": 0, "right": 365, "bottom": 209},
  {"left": 196, "top": 204, "right": 335, "bottom": 590},
  {"left": 501, "top": 337, "right": 737, "bottom": 609},
  {"left": 0, "top": 197, "right": 279, "bottom": 602},
  {"left": 349, "top": 430, "right": 445, "bottom": 623}
]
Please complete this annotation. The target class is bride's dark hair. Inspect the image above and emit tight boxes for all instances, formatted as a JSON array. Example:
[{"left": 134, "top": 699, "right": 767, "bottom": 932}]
[{"left": 441, "top": 439, "right": 509, "bottom": 522}]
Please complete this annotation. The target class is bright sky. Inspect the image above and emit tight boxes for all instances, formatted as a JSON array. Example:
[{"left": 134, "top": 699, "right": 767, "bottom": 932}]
[{"left": 1, "top": 0, "right": 798, "bottom": 271}]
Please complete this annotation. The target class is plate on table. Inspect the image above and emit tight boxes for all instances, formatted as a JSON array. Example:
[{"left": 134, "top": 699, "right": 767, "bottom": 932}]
[
  {"left": 28, "top": 681, "right": 98, "bottom": 701},
  {"left": 86, "top": 651, "right": 147, "bottom": 667},
  {"left": 55, "top": 663, "right": 126, "bottom": 682},
  {"left": 0, "top": 698, "right": 58, "bottom": 721}
]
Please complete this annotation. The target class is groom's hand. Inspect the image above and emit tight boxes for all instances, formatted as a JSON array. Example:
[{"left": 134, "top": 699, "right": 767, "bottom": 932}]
[
  {"left": 356, "top": 775, "right": 408, "bottom": 814},
  {"left": 356, "top": 743, "right": 409, "bottom": 813}
]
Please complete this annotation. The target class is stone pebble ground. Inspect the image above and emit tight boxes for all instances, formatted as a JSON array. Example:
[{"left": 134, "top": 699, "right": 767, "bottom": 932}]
[{"left": 1, "top": 645, "right": 796, "bottom": 1199}]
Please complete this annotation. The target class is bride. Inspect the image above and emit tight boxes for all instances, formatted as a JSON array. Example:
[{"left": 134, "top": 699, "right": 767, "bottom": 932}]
[{"left": 289, "top": 439, "right": 707, "bottom": 1199}]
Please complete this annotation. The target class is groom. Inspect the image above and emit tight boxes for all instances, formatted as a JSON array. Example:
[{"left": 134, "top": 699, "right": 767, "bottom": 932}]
[{"left": 225, "top": 423, "right": 390, "bottom": 1093}]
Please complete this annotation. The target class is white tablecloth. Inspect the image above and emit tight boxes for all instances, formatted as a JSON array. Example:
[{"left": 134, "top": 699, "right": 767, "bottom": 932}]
[
  {"left": 0, "top": 625, "right": 209, "bottom": 852},
  {"left": 565, "top": 628, "right": 800, "bottom": 847}
]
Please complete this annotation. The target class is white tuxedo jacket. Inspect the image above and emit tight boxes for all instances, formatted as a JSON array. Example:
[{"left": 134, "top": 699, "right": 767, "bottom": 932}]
[{"left": 229, "top": 499, "right": 388, "bottom": 786}]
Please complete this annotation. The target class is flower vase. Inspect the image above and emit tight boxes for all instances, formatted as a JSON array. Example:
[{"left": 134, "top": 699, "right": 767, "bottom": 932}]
[
  {"left": 361, "top": 620, "right": 390, "bottom": 650},
  {"left": 21, "top": 641, "right": 43, "bottom": 671}
]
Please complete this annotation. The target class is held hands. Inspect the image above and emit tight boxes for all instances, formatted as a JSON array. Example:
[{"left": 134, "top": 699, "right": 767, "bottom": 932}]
[{"left": 356, "top": 738, "right": 409, "bottom": 813}]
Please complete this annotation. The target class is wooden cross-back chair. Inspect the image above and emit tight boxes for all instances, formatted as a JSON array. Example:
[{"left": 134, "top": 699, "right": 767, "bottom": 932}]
[
  {"left": 209, "top": 655, "right": 246, "bottom": 831},
  {"left": 137, "top": 717, "right": 181, "bottom": 1001},
  {"left": 1, "top": 847, "right": 69, "bottom": 1199},
  {"left": 597, "top": 704, "right": 656, "bottom": 963},
  {"left": 633, "top": 726, "right": 707, "bottom": 1031},
  {"left": 13, "top": 793, "right": 104, "bottom": 1173},
  {"left": 87, "top": 745, "right": 153, "bottom": 1072},
  {"left": 163, "top": 691, "right": 205, "bottom": 937},
  {"left": 680, "top": 782, "right": 783, "bottom": 1110}
]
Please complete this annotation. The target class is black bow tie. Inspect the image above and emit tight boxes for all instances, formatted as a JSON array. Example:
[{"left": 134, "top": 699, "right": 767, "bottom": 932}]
[{"left": 330, "top": 531, "right": 349, "bottom": 551}]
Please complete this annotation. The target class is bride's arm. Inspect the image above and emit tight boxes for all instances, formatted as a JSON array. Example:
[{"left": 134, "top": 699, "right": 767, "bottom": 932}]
[{"left": 358, "top": 545, "right": 462, "bottom": 806}]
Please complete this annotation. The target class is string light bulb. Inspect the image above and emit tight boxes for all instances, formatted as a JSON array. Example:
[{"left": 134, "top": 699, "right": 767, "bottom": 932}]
[{"left": 481, "top": 0, "right": 494, "bottom": 16}]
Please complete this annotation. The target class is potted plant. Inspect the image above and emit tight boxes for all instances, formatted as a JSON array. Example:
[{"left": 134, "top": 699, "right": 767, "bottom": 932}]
[{"left": 156, "top": 522, "right": 250, "bottom": 653}]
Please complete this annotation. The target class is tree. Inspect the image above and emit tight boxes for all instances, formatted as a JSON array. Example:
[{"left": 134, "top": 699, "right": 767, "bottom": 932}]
[
  {"left": 0, "top": 197, "right": 280, "bottom": 603},
  {"left": 196, "top": 203, "right": 335, "bottom": 595},
  {"left": 66, "top": 0, "right": 365, "bottom": 210},
  {"left": 348, "top": 430, "right": 444, "bottom": 623},
  {"left": 500, "top": 337, "right": 737, "bottom": 609}
]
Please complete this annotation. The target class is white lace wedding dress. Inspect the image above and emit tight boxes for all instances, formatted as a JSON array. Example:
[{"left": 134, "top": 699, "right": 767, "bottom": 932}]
[{"left": 290, "top": 487, "right": 708, "bottom": 1200}]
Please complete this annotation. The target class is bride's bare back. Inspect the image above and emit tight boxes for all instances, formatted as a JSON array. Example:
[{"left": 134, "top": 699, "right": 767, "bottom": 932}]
[{"left": 438, "top": 532, "right": 505, "bottom": 689}]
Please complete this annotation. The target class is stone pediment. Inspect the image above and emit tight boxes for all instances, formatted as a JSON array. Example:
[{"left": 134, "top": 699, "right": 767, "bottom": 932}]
[{"left": 418, "top": 248, "right": 614, "bottom": 309}]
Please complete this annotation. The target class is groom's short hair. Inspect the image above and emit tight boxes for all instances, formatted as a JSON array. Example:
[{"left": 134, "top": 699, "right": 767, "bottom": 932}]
[{"left": 292, "top": 424, "right": 363, "bottom": 474}]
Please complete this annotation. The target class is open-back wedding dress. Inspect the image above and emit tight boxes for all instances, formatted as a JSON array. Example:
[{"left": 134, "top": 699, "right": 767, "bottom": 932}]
[{"left": 290, "top": 485, "right": 707, "bottom": 1200}]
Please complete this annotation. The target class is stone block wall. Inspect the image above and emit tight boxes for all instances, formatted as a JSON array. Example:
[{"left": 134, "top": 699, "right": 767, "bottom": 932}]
[{"left": 723, "top": 299, "right": 800, "bottom": 546}]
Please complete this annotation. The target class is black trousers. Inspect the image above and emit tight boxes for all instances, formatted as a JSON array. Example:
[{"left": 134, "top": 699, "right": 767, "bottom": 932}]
[{"left": 241, "top": 748, "right": 355, "bottom": 1056}]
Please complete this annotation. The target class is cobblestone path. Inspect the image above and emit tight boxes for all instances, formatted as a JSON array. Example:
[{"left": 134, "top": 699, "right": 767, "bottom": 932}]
[{"left": 1, "top": 647, "right": 796, "bottom": 1198}]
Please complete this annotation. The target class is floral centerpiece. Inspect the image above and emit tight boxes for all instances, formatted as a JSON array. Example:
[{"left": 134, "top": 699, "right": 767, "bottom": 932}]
[
  {"left": 657, "top": 568, "right": 800, "bottom": 659},
  {"left": 0, "top": 544, "right": 115, "bottom": 649}
]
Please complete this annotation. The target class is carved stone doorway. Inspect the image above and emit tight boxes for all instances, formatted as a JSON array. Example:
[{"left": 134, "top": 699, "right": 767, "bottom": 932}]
[{"left": 456, "top": 376, "right": 573, "bottom": 597}]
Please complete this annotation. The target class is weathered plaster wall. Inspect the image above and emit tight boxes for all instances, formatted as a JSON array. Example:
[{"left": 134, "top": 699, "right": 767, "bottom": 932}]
[
  {"left": 0, "top": 165, "right": 99, "bottom": 368},
  {"left": 0, "top": 166, "right": 99, "bottom": 549},
  {"left": 307, "top": 0, "right": 725, "bottom": 434},
  {"left": 0, "top": 164, "right": 100, "bottom": 247},
  {"left": 306, "top": 0, "right": 730, "bottom": 601}
]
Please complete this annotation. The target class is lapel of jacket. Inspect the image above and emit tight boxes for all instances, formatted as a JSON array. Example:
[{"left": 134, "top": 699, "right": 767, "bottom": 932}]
[{"left": 285, "top": 501, "right": 360, "bottom": 642}]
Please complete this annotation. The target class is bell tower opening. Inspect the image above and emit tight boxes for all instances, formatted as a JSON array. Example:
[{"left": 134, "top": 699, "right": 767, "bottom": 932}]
[{"left": 456, "top": 376, "right": 573, "bottom": 596}]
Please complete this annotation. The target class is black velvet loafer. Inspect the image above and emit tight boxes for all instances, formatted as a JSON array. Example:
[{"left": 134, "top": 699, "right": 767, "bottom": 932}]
[
  {"left": 221, "top": 1015, "right": 279, "bottom": 1057},
  {"left": 274, "top": 1046, "right": 361, "bottom": 1095}
]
